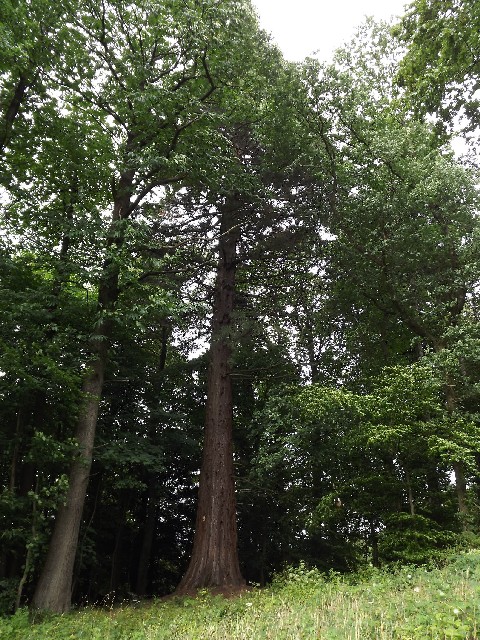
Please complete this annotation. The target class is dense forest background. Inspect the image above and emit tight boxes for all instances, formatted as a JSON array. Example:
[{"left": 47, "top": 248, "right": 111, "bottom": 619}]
[{"left": 1, "top": 0, "right": 479, "bottom": 615}]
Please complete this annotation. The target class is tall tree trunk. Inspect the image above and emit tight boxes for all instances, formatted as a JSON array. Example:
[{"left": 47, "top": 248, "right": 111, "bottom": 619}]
[
  {"left": 9, "top": 408, "right": 25, "bottom": 492},
  {"left": 30, "top": 342, "right": 108, "bottom": 613},
  {"left": 135, "top": 326, "right": 169, "bottom": 596},
  {"left": 425, "top": 464, "right": 443, "bottom": 520},
  {"left": 15, "top": 477, "right": 40, "bottom": 610},
  {"left": 110, "top": 508, "right": 126, "bottom": 593},
  {"left": 453, "top": 461, "right": 468, "bottom": 517},
  {"left": 176, "top": 198, "right": 245, "bottom": 594},
  {"left": 31, "top": 170, "right": 134, "bottom": 613},
  {"left": 442, "top": 364, "right": 469, "bottom": 519},
  {"left": 304, "top": 317, "right": 320, "bottom": 383},
  {"left": 404, "top": 468, "right": 415, "bottom": 516},
  {"left": 370, "top": 519, "right": 380, "bottom": 568},
  {"left": 135, "top": 482, "right": 157, "bottom": 597}
]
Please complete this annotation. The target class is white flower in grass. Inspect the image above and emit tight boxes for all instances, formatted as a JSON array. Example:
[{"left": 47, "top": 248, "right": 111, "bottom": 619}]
[
  {"left": 245, "top": 602, "right": 253, "bottom": 607},
  {"left": 413, "top": 587, "right": 420, "bottom": 593},
  {"left": 453, "top": 608, "right": 460, "bottom": 615}
]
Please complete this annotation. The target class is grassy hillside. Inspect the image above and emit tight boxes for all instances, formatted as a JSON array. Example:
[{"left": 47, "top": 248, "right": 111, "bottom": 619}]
[{"left": 2, "top": 551, "right": 480, "bottom": 639}]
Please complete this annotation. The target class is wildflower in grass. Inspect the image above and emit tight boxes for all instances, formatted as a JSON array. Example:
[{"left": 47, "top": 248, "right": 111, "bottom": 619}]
[{"left": 413, "top": 587, "right": 420, "bottom": 592}]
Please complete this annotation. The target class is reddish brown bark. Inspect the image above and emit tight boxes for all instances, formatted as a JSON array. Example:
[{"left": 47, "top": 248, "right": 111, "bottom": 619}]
[{"left": 176, "top": 199, "right": 245, "bottom": 594}]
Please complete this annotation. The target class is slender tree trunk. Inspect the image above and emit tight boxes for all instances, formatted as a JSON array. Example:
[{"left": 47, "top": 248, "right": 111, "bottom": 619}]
[
  {"left": 304, "top": 318, "right": 320, "bottom": 383},
  {"left": 9, "top": 409, "right": 24, "bottom": 492},
  {"left": 71, "top": 466, "right": 103, "bottom": 602},
  {"left": 135, "top": 327, "right": 169, "bottom": 596},
  {"left": 405, "top": 468, "right": 415, "bottom": 516},
  {"left": 31, "top": 347, "right": 108, "bottom": 613},
  {"left": 259, "top": 538, "right": 267, "bottom": 587},
  {"left": 136, "top": 482, "right": 157, "bottom": 596},
  {"left": 110, "top": 516, "right": 126, "bottom": 593},
  {"left": 453, "top": 461, "right": 468, "bottom": 516},
  {"left": 370, "top": 520, "right": 380, "bottom": 568},
  {"left": 425, "top": 464, "right": 443, "bottom": 520},
  {"left": 176, "top": 198, "right": 245, "bottom": 594},
  {"left": 15, "top": 477, "right": 40, "bottom": 611},
  {"left": 442, "top": 368, "right": 469, "bottom": 519},
  {"left": 31, "top": 171, "right": 134, "bottom": 613}
]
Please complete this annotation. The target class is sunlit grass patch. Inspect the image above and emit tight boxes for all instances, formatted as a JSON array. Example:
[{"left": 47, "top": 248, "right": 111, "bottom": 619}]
[{"left": 1, "top": 550, "right": 480, "bottom": 639}]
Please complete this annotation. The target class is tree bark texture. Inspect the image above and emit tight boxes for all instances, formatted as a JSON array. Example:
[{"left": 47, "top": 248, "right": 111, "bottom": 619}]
[
  {"left": 0, "top": 72, "right": 30, "bottom": 153},
  {"left": 31, "top": 348, "right": 108, "bottom": 613},
  {"left": 31, "top": 170, "right": 133, "bottom": 613},
  {"left": 176, "top": 199, "right": 245, "bottom": 594}
]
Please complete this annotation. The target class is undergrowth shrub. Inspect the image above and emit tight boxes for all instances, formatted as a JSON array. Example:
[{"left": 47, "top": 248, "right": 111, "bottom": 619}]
[
  {"left": 0, "top": 578, "right": 17, "bottom": 616},
  {"left": 1, "top": 550, "right": 479, "bottom": 639},
  {"left": 378, "top": 513, "right": 460, "bottom": 564}
]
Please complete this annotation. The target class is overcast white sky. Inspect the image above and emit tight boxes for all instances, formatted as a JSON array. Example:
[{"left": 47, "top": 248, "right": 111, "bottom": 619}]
[{"left": 251, "top": 0, "right": 410, "bottom": 62}]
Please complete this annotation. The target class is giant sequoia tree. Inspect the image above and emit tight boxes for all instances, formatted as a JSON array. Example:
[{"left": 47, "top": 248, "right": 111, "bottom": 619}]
[
  {"left": 4, "top": 0, "right": 279, "bottom": 613},
  {"left": 174, "top": 58, "right": 323, "bottom": 590}
]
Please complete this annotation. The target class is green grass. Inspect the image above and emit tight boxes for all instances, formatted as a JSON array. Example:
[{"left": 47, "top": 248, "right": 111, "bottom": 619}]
[{"left": 2, "top": 551, "right": 480, "bottom": 639}]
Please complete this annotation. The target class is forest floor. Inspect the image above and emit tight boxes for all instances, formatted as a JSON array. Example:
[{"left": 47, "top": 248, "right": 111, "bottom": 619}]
[{"left": 1, "top": 550, "right": 480, "bottom": 639}]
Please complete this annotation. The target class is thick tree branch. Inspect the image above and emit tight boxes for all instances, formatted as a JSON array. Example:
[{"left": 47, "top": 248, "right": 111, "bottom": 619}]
[{"left": 0, "top": 72, "right": 32, "bottom": 152}]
